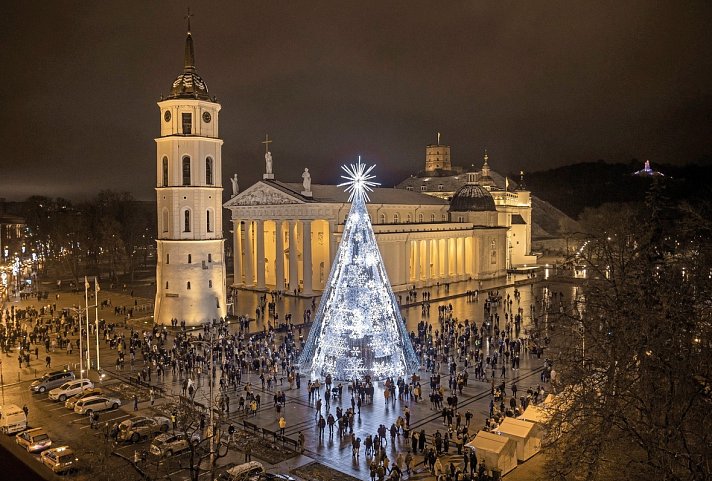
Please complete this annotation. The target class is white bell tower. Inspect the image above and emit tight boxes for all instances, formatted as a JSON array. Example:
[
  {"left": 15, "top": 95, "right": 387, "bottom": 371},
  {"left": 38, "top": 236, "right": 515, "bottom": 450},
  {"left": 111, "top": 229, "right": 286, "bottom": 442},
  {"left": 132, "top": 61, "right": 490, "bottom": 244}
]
[{"left": 153, "top": 20, "right": 227, "bottom": 326}]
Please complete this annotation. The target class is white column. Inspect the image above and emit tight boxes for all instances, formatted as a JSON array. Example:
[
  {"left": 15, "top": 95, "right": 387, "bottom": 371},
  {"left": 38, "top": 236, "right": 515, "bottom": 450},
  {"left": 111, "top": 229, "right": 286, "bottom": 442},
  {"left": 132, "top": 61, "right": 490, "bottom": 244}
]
[
  {"left": 275, "top": 220, "right": 285, "bottom": 290},
  {"left": 244, "top": 221, "right": 254, "bottom": 287},
  {"left": 233, "top": 220, "right": 243, "bottom": 286},
  {"left": 328, "top": 220, "right": 337, "bottom": 264},
  {"left": 288, "top": 220, "right": 298, "bottom": 293},
  {"left": 425, "top": 239, "right": 431, "bottom": 283},
  {"left": 453, "top": 236, "right": 460, "bottom": 279},
  {"left": 444, "top": 237, "right": 450, "bottom": 278},
  {"left": 302, "top": 220, "right": 313, "bottom": 296},
  {"left": 256, "top": 219, "right": 265, "bottom": 290},
  {"left": 413, "top": 240, "right": 421, "bottom": 283}
]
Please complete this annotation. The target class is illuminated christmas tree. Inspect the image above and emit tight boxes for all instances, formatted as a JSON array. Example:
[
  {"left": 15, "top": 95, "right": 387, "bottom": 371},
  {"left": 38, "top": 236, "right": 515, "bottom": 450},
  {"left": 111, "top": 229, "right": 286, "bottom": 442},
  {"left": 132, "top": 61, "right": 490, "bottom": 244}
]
[{"left": 299, "top": 160, "right": 420, "bottom": 380}]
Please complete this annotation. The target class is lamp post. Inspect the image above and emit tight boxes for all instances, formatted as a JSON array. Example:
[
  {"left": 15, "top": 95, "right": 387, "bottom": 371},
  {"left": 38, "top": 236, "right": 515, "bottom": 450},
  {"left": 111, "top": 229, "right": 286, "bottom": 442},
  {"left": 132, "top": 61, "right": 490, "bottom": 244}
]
[{"left": 189, "top": 326, "right": 217, "bottom": 472}]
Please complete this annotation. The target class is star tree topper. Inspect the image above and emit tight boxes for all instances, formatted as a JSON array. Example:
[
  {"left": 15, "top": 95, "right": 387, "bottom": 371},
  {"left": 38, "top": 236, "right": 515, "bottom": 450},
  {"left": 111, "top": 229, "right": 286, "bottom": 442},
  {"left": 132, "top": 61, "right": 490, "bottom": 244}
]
[{"left": 337, "top": 157, "right": 380, "bottom": 202}]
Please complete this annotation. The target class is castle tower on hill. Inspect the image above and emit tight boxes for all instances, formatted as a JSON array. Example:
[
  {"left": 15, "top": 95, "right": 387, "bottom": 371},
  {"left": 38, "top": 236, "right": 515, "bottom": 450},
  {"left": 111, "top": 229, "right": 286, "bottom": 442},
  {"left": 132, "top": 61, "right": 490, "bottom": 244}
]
[
  {"left": 153, "top": 21, "right": 227, "bottom": 326},
  {"left": 424, "top": 133, "right": 452, "bottom": 173}
]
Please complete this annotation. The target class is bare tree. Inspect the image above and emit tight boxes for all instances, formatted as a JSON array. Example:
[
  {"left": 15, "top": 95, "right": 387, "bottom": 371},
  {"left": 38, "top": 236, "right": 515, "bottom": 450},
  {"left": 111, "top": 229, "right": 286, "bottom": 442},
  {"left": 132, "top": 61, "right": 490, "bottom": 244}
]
[{"left": 543, "top": 187, "right": 712, "bottom": 481}]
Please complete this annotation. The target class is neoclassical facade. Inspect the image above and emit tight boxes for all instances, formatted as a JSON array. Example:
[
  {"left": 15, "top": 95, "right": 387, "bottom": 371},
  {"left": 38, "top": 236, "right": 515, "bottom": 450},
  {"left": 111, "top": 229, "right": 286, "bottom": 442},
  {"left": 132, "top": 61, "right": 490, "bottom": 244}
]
[
  {"left": 224, "top": 159, "right": 509, "bottom": 295},
  {"left": 397, "top": 144, "right": 537, "bottom": 267},
  {"left": 153, "top": 26, "right": 227, "bottom": 325}
]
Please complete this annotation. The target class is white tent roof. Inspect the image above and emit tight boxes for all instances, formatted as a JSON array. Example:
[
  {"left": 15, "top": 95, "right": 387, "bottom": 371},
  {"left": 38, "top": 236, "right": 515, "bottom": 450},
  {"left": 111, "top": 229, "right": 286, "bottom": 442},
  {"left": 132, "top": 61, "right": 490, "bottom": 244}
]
[
  {"left": 466, "top": 430, "right": 512, "bottom": 454},
  {"left": 544, "top": 394, "right": 556, "bottom": 405},
  {"left": 498, "top": 417, "right": 536, "bottom": 438},
  {"left": 519, "top": 404, "right": 549, "bottom": 424}
]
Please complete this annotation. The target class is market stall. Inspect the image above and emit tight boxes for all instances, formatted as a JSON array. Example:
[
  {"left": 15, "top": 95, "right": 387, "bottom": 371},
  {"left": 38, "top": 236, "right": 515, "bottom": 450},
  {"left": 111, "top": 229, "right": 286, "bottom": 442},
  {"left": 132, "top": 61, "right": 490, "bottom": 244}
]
[
  {"left": 497, "top": 417, "right": 542, "bottom": 461},
  {"left": 466, "top": 430, "right": 518, "bottom": 476}
]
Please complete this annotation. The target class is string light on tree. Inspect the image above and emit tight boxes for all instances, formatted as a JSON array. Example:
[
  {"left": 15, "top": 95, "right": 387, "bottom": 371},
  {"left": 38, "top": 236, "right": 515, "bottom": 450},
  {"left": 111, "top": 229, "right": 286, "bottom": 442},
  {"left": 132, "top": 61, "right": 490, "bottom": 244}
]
[{"left": 299, "top": 158, "right": 420, "bottom": 381}]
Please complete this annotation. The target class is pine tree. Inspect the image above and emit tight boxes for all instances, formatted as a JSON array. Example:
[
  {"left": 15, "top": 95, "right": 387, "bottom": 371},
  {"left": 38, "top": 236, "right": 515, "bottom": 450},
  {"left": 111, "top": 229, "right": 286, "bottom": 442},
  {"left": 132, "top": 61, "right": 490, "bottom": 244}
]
[{"left": 299, "top": 160, "right": 419, "bottom": 380}]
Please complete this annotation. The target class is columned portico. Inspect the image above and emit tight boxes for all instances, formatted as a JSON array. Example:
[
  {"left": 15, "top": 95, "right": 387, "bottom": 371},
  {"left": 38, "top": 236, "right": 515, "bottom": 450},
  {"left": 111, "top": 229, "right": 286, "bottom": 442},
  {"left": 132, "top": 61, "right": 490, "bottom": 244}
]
[{"left": 224, "top": 179, "right": 509, "bottom": 295}]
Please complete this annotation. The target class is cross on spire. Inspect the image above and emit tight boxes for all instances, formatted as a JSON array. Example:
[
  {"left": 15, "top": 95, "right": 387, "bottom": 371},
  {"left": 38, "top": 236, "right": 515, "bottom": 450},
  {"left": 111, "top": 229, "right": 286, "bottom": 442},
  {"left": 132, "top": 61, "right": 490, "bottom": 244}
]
[
  {"left": 261, "top": 134, "right": 273, "bottom": 154},
  {"left": 184, "top": 7, "right": 193, "bottom": 33}
]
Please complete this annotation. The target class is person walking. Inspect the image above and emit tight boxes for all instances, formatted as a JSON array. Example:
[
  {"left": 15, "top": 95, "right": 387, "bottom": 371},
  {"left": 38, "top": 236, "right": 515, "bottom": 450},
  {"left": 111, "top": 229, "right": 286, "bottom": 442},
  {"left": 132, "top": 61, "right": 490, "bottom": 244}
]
[{"left": 133, "top": 394, "right": 139, "bottom": 411}]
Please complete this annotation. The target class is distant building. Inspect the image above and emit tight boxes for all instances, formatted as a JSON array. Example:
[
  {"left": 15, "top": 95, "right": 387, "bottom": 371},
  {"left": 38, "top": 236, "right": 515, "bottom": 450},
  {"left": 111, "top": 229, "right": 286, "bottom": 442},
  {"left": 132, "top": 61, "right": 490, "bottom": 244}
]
[
  {"left": 223, "top": 139, "right": 539, "bottom": 295},
  {"left": 633, "top": 160, "right": 664, "bottom": 177},
  {"left": 397, "top": 144, "right": 536, "bottom": 267}
]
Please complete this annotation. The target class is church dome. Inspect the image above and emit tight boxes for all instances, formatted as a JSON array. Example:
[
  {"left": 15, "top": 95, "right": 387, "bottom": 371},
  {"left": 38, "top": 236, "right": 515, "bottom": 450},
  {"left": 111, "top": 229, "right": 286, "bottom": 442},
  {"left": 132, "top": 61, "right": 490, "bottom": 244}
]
[
  {"left": 449, "top": 184, "right": 496, "bottom": 212},
  {"left": 167, "top": 30, "right": 211, "bottom": 101}
]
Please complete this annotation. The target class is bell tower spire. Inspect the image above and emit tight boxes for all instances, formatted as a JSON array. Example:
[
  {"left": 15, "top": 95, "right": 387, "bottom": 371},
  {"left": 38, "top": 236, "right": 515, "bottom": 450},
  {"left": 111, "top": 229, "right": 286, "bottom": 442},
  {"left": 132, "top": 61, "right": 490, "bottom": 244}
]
[{"left": 183, "top": 8, "right": 195, "bottom": 72}]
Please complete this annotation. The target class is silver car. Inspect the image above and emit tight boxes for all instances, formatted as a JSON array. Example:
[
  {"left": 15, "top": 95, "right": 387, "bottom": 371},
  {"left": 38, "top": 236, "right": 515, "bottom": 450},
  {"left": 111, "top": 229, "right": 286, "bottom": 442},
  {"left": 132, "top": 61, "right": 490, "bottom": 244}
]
[
  {"left": 150, "top": 432, "right": 200, "bottom": 457},
  {"left": 73, "top": 395, "right": 121, "bottom": 415},
  {"left": 118, "top": 416, "right": 171, "bottom": 443}
]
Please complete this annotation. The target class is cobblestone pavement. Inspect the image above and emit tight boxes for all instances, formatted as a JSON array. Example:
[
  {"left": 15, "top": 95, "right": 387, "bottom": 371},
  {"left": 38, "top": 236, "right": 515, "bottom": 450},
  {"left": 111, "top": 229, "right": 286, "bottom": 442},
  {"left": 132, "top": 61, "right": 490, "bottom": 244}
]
[{"left": 1, "top": 273, "right": 574, "bottom": 480}]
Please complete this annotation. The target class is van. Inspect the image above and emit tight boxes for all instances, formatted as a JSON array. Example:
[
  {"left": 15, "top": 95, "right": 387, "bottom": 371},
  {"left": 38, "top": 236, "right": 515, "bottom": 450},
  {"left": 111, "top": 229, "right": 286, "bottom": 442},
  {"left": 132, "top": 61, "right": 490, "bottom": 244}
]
[
  {"left": 0, "top": 404, "right": 28, "bottom": 434},
  {"left": 216, "top": 461, "right": 265, "bottom": 481},
  {"left": 30, "top": 370, "right": 75, "bottom": 393}
]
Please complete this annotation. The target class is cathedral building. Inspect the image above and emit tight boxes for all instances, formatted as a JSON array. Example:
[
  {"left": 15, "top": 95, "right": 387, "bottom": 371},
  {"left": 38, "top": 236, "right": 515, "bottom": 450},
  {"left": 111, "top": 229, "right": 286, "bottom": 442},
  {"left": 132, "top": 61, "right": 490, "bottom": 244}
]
[
  {"left": 223, "top": 139, "right": 534, "bottom": 295},
  {"left": 153, "top": 24, "right": 227, "bottom": 325}
]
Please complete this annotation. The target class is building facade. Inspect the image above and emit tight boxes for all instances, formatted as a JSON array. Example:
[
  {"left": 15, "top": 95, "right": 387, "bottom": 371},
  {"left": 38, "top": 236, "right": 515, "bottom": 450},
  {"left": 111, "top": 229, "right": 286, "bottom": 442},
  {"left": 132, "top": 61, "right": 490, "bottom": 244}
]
[
  {"left": 224, "top": 152, "right": 509, "bottom": 295},
  {"left": 397, "top": 146, "right": 536, "bottom": 267},
  {"left": 153, "top": 26, "right": 227, "bottom": 325}
]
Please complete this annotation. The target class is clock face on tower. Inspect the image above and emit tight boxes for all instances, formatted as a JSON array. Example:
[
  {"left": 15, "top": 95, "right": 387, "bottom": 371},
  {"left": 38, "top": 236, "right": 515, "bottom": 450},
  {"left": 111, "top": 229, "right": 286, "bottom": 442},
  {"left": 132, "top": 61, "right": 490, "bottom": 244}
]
[
  {"left": 202, "top": 111, "right": 212, "bottom": 123},
  {"left": 164, "top": 110, "right": 171, "bottom": 122}
]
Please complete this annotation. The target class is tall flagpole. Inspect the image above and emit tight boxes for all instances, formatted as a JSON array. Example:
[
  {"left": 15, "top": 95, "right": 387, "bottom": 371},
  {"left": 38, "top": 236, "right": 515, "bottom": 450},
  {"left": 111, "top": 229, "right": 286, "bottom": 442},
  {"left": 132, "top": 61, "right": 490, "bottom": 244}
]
[
  {"left": 84, "top": 276, "right": 91, "bottom": 372},
  {"left": 95, "top": 277, "right": 100, "bottom": 371},
  {"left": 78, "top": 309, "right": 84, "bottom": 377}
]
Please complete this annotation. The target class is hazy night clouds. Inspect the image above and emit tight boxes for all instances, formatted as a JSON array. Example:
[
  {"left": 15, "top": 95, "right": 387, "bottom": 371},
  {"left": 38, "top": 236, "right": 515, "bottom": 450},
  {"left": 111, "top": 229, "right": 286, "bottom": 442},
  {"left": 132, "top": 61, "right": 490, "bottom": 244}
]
[{"left": 1, "top": 1, "right": 710, "bottom": 200}]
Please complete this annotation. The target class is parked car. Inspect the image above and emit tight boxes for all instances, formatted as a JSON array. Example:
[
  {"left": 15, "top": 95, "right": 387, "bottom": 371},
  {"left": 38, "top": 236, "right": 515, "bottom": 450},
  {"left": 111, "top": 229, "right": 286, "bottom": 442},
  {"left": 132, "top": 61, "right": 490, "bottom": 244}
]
[
  {"left": 118, "top": 416, "right": 171, "bottom": 443},
  {"left": 73, "top": 395, "right": 121, "bottom": 415},
  {"left": 49, "top": 379, "right": 94, "bottom": 402},
  {"left": 215, "top": 461, "right": 266, "bottom": 481},
  {"left": 0, "top": 404, "right": 28, "bottom": 434},
  {"left": 149, "top": 432, "right": 200, "bottom": 457},
  {"left": 40, "top": 446, "right": 79, "bottom": 474},
  {"left": 64, "top": 388, "right": 103, "bottom": 410},
  {"left": 30, "top": 370, "right": 75, "bottom": 394},
  {"left": 16, "top": 427, "right": 52, "bottom": 453}
]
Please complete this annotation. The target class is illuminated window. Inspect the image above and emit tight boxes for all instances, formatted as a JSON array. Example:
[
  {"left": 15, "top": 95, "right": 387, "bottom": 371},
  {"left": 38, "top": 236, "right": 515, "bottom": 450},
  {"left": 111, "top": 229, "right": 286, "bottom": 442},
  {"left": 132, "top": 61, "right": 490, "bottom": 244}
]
[
  {"left": 162, "top": 157, "right": 169, "bottom": 186},
  {"left": 184, "top": 210, "right": 191, "bottom": 232},
  {"left": 205, "top": 157, "right": 213, "bottom": 185},
  {"left": 182, "top": 113, "right": 192, "bottom": 134},
  {"left": 182, "top": 157, "right": 191, "bottom": 185}
]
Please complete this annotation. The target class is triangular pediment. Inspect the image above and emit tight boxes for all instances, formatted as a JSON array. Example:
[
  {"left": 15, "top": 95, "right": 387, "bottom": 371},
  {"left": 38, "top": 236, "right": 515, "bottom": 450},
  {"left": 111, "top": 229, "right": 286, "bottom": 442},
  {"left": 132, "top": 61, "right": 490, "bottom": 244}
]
[{"left": 224, "top": 181, "right": 303, "bottom": 208}]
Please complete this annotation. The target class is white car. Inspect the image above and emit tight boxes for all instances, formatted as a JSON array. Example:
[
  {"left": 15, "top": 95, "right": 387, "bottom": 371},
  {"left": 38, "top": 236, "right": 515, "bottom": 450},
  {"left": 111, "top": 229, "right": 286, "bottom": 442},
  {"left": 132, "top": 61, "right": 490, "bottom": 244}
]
[
  {"left": 73, "top": 395, "right": 121, "bottom": 415},
  {"left": 48, "top": 379, "right": 94, "bottom": 402},
  {"left": 150, "top": 432, "right": 201, "bottom": 457}
]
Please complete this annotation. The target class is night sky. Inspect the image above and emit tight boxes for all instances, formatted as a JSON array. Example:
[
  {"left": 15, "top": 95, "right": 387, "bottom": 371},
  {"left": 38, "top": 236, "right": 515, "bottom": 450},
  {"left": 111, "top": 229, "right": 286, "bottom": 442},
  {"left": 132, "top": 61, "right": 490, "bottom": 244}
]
[{"left": 1, "top": 1, "right": 710, "bottom": 201}]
